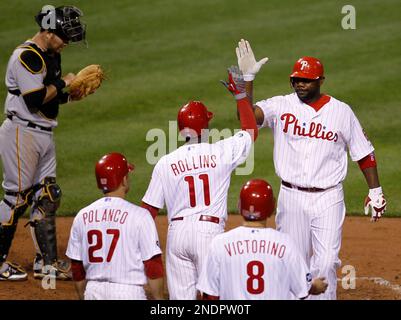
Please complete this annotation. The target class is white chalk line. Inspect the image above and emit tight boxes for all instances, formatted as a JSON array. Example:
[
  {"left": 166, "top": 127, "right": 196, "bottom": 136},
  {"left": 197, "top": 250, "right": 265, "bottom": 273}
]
[{"left": 337, "top": 276, "right": 401, "bottom": 294}]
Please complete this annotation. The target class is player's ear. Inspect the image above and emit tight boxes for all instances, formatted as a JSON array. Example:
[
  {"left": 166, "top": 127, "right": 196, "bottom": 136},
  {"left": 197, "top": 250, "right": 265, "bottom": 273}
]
[
  {"left": 319, "top": 77, "right": 325, "bottom": 86},
  {"left": 123, "top": 175, "right": 130, "bottom": 187}
]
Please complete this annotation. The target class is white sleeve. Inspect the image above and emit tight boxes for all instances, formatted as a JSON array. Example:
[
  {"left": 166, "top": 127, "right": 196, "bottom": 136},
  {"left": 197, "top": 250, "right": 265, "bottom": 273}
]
[
  {"left": 218, "top": 130, "right": 253, "bottom": 169},
  {"left": 346, "top": 108, "right": 375, "bottom": 161},
  {"left": 287, "top": 243, "right": 312, "bottom": 299},
  {"left": 255, "top": 96, "right": 282, "bottom": 128},
  {"left": 142, "top": 162, "right": 165, "bottom": 209},
  {"left": 14, "top": 57, "right": 45, "bottom": 95},
  {"left": 138, "top": 211, "right": 162, "bottom": 261},
  {"left": 66, "top": 215, "right": 83, "bottom": 261},
  {"left": 196, "top": 238, "right": 220, "bottom": 296}
]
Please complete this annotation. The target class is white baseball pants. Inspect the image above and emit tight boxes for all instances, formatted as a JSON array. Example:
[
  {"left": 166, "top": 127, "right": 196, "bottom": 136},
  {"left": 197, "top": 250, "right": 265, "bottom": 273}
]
[
  {"left": 166, "top": 215, "right": 224, "bottom": 300},
  {"left": 275, "top": 183, "right": 346, "bottom": 300}
]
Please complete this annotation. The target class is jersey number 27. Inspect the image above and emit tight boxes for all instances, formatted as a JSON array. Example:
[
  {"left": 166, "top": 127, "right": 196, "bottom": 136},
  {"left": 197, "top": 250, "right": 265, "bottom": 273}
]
[{"left": 87, "top": 229, "right": 120, "bottom": 263}]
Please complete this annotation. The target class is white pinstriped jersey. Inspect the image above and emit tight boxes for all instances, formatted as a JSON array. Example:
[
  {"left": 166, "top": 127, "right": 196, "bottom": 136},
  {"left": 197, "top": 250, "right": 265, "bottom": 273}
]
[
  {"left": 256, "top": 93, "right": 374, "bottom": 189},
  {"left": 66, "top": 197, "right": 161, "bottom": 285},
  {"left": 197, "top": 226, "right": 312, "bottom": 300},
  {"left": 142, "top": 131, "right": 253, "bottom": 223}
]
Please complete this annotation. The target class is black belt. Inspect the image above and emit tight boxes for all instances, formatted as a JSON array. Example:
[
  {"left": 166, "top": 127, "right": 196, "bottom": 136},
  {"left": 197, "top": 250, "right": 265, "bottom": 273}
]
[
  {"left": 5, "top": 190, "right": 19, "bottom": 197},
  {"left": 8, "top": 89, "right": 21, "bottom": 96},
  {"left": 171, "top": 215, "right": 220, "bottom": 224},
  {"left": 5, "top": 184, "right": 41, "bottom": 197},
  {"left": 7, "top": 114, "right": 52, "bottom": 132},
  {"left": 282, "top": 181, "right": 326, "bottom": 192},
  {"left": 3, "top": 198, "right": 15, "bottom": 209}
]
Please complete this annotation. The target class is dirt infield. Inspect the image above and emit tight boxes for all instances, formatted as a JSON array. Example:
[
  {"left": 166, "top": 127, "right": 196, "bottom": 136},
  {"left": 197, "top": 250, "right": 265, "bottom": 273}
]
[{"left": 1, "top": 216, "right": 400, "bottom": 300}]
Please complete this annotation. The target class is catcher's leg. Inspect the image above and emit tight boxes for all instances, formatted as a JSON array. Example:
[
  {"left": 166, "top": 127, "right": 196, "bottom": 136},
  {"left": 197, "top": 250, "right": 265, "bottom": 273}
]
[
  {"left": 0, "top": 121, "right": 39, "bottom": 280},
  {"left": 309, "top": 185, "right": 346, "bottom": 300},
  {"left": 0, "top": 189, "right": 34, "bottom": 281},
  {"left": 30, "top": 177, "right": 70, "bottom": 280}
]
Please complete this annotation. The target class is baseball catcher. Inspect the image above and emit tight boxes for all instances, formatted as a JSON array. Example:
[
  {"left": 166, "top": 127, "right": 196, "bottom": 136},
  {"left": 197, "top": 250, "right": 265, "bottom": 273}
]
[{"left": 0, "top": 5, "right": 102, "bottom": 281}]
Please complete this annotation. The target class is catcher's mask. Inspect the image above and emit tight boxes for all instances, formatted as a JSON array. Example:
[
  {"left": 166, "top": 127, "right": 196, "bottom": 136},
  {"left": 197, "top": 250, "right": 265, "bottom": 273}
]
[
  {"left": 35, "top": 5, "right": 86, "bottom": 44},
  {"left": 239, "top": 179, "right": 275, "bottom": 221},
  {"left": 95, "top": 153, "right": 135, "bottom": 193}
]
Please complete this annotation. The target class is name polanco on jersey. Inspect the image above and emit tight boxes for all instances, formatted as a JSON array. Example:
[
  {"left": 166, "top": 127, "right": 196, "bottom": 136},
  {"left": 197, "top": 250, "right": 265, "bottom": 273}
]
[{"left": 82, "top": 208, "right": 128, "bottom": 225}]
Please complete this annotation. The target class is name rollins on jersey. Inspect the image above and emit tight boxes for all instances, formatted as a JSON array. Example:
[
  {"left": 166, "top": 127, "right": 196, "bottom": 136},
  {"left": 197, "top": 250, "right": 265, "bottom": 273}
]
[
  {"left": 224, "top": 240, "right": 286, "bottom": 258},
  {"left": 281, "top": 113, "right": 338, "bottom": 142},
  {"left": 82, "top": 209, "right": 128, "bottom": 225},
  {"left": 171, "top": 154, "right": 217, "bottom": 176}
]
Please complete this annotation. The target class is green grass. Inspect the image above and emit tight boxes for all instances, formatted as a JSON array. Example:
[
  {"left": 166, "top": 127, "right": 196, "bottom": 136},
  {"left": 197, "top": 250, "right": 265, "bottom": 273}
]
[{"left": 0, "top": 0, "right": 400, "bottom": 216}]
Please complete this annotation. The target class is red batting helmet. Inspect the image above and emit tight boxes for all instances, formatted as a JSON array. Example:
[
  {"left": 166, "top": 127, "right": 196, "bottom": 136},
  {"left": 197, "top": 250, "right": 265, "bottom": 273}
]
[
  {"left": 290, "top": 56, "right": 324, "bottom": 80},
  {"left": 239, "top": 179, "right": 275, "bottom": 221},
  {"left": 177, "top": 101, "right": 213, "bottom": 138},
  {"left": 95, "top": 152, "right": 134, "bottom": 193}
]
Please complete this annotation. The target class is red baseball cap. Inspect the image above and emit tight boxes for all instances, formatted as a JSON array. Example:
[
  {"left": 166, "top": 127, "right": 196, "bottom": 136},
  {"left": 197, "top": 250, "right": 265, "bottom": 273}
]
[
  {"left": 177, "top": 101, "right": 213, "bottom": 138},
  {"left": 290, "top": 56, "right": 324, "bottom": 80},
  {"left": 239, "top": 179, "right": 275, "bottom": 221},
  {"left": 95, "top": 153, "right": 134, "bottom": 193}
]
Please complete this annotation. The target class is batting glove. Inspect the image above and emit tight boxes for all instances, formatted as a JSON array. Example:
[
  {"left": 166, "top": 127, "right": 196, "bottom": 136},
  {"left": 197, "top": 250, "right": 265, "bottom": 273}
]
[
  {"left": 221, "top": 65, "right": 247, "bottom": 100},
  {"left": 364, "top": 187, "right": 387, "bottom": 222},
  {"left": 236, "top": 39, "right": 269, "bottom": 81}
]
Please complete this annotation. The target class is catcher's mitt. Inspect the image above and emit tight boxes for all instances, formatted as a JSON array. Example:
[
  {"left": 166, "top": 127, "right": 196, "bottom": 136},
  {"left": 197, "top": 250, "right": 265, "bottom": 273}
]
[{"left": 69, "top": 64, "right": 105, "bottom": 100}]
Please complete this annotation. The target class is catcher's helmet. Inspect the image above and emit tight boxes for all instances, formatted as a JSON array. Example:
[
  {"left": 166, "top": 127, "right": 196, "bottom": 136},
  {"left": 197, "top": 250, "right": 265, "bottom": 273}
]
[
  {"left": 177, "top": 101, "right": 213, "bottom": 138},
  {"left": 95, "top": 153, "right": 134, "bottom": 193},
  {"left": 35, "top": 5, "right": 86, "bottom": 43},
  {"left": 290, "top": 57, "right": 324, "bottom": 80},
  {"left": 239, "top": 179, "right": 275, "bottom": 221}
]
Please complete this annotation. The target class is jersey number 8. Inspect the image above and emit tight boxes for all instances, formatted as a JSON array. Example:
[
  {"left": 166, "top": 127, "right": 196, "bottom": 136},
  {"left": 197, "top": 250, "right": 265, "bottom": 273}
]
[{"left": 247, "top": 260, "right": 265, "bottom": 294}]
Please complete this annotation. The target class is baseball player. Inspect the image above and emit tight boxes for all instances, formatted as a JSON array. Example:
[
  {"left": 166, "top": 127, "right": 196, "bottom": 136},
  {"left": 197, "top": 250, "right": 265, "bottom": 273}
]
[
  {"left": 0, "top": 5, "right": 86, "bottom": 281},
  {"left": 197, "top": 179, "right": 328, "bottom": 300},
  {"left": 141, "top": 67, "right": 259, "bottom": 299},
  {"left": 66, "top": 153, "right": 164, "bottom": 300},
  {"left": 232, "top": 39, "right": 387, "bottom": 299}
]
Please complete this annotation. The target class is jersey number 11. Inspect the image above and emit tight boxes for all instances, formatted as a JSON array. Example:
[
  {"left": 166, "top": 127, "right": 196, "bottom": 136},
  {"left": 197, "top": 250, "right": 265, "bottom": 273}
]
[{"left": 184, "top": 174, "right": 211, "bottom": 207}]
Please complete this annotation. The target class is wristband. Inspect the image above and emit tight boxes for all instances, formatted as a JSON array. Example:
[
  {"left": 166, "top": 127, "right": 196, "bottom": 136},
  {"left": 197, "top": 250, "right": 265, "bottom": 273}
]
[
  {"left": 234, "top": 92, "right": 247, "bottom": 100},
  {"left": 53, "top": 78, "right": 66, "bottom": 93},
  {"left": 243, "top": 74, "right": 255, "bottom": 81},
  {"left": 369, "top": 186, "right": 382, "bottom": 196}
]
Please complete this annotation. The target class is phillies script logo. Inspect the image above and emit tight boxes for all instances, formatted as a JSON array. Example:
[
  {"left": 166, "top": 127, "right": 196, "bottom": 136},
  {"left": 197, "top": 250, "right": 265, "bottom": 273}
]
[
  {"left": 281, "top": 113, "right": 338, "bottom": 142},
  {"left": 300, "top": 61, "right": 309, "bottom": 70}
]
